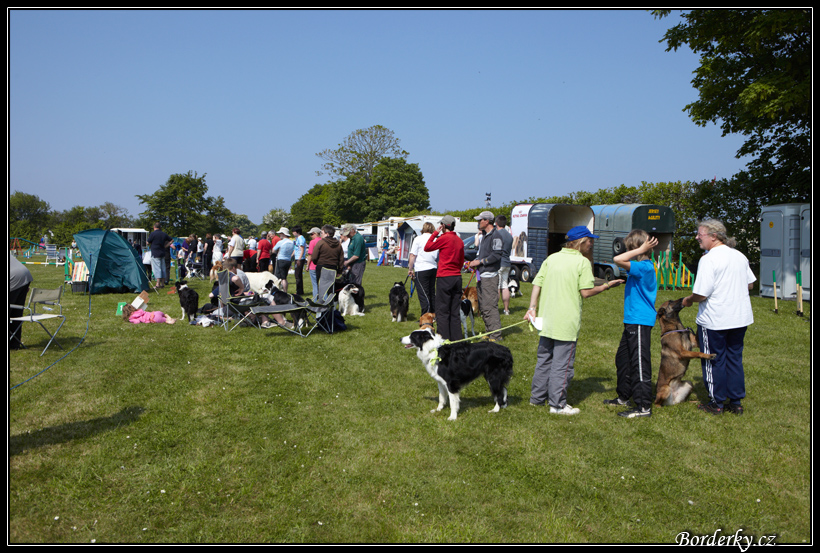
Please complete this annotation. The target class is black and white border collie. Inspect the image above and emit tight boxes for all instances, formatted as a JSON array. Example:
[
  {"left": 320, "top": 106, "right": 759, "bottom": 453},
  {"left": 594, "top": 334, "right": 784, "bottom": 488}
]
[
  {"left": 263, "top": 281, "right": 308, "bottom": 328},
  {"left": 401, "top": 328, "right": 513, "bottom": 420},
  {"left": 338, "top": 283, "right": 365, "bottom": 316},
  {"left": 508, "top": 278, "right": 521, "bottom": 298},
  {"left": 175, "top": 280, "right": 199, "bottom": 322},
  {"left": 389, "top": 281, "right": 410, "bottom": 322}
]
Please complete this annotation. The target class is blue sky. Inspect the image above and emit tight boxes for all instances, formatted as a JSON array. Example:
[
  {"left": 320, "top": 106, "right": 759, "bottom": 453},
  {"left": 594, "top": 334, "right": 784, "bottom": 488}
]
[{"left": 9, "top": 9, "right": 749, "bottom": 225}]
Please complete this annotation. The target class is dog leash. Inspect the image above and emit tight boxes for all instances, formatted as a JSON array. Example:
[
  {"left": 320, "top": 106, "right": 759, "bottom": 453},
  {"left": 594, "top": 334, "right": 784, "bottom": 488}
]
[{"left": 432, "top": 319, "right": 534, "bottom": 364}]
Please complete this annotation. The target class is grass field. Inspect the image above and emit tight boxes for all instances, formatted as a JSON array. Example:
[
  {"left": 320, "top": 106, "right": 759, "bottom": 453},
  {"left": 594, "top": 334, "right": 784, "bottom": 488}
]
[{"left": 9, "top": 260, "right": 811, "bottom": 544}]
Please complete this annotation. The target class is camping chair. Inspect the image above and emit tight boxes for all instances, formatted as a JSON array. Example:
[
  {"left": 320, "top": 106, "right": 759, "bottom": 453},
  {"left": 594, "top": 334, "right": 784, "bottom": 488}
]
[
  {"left": 185, "top": 254, "right": 206, "bottom": 281},
  {"left": 301, "top": 269, "right": 341, "bottom": 335},
  {"left": 9, "top": 286, "right": 67, "bottom": 356},
  {"left": 45, "top": 244, "right": 60, "bottom": 265},
  {"left": 250, "top": 291, "right": 311, "bottom": 337},
  {"left": 68, "top": 261, "right": 90, "bottom": 294},
  {"left": 215, "top": 270, "right": 265, "bottom": 331}
]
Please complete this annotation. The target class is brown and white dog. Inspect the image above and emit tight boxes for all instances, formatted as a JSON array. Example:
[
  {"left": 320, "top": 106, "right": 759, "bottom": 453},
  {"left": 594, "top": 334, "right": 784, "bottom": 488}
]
[
  {"left": 418, "top": 312, "right": 436, "bottom": 332},
  {"left": 209, "top": 259, "right": 224, "bottom": 284},
  {"left": 654, "top": 298, "right": 717, "bottom": 406},
  {"left": 460, "top": 286, "right": 478, "bottom": 337}
]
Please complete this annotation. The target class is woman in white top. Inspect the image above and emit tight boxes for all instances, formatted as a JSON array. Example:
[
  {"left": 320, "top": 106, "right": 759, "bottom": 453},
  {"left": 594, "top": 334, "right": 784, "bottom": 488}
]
[
  {"left": 407, "top": 222, "right": 439, "bottom": 315},
  {"left": 683, "top": 219, "right": 755, "bottom": 416},
  {"left": 213, "top": 235, "right": 224, "bottom": 263}
]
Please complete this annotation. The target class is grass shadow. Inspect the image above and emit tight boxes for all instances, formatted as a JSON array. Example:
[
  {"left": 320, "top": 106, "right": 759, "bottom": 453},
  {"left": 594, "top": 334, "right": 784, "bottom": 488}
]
[{"left": 9, "top": 406, "right": 146, "bottom": 456}]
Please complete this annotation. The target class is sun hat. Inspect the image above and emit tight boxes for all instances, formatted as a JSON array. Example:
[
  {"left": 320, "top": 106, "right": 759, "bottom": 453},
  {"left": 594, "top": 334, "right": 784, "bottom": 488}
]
[{"left": 277, "top": 227, "right": 290, "bottom": 236}]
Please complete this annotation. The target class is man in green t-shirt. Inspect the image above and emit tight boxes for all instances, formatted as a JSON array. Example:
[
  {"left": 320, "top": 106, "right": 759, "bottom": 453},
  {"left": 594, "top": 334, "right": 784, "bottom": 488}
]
[{"left": 342, "top": 224, "right": 367, "bottom": 286}]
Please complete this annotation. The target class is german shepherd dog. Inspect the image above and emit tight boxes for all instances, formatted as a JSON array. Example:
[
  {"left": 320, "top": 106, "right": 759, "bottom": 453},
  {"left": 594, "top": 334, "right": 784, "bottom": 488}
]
[{"left": 654, "top": 298, "right": 717, "bottom": 406}]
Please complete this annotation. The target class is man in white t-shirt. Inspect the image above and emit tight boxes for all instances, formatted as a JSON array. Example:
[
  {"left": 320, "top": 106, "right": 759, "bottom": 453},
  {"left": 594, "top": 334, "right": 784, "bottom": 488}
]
[{"left": 683, "top": 220, "right": 755, "bottom": 416}]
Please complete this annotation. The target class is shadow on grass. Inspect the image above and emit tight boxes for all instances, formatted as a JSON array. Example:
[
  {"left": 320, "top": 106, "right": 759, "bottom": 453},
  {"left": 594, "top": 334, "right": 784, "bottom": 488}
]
[{"left": 9, "top": 406, "right": 146, "bottom": 456}]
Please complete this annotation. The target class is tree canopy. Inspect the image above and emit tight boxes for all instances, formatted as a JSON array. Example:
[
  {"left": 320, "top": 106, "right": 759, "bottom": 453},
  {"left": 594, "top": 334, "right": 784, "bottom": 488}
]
[
  {"left": 654, "top": 9, "right": 811, "bottom": 201},
  {"left": 135, "top": 171, "right": 232, "bottom": 237},
  {"left": 315, "top": 125, "right": 409, "bottom": 185}
]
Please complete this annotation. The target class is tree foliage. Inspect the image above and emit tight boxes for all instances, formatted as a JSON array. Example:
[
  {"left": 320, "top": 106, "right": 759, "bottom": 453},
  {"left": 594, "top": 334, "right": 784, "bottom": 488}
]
[
  {"left": 653, "top": 9, "right": 811, "bottom": 200},
  {"left": 135, "top": 171, "right": 232, "bottom": 237},
  {"left": 315, "top": 125, "right": 409, "bottom": 185},
  {"left": 289, "top": 184, "right": 334, "bottom": 230},
  {"left": 261, "top": 208, "right": 291, "bottom": 233},
  {"left": 9, "top": 191, "right": 52, "bottom": 242},
  {"left": 323, "top": 157, "right": 430, "bottom": 224},
  {"left": 9, "top": 190, "right": 138, "bottom": 245}
]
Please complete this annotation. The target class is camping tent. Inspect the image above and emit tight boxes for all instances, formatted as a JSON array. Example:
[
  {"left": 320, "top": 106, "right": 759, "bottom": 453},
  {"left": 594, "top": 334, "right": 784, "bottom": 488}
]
[{"left": 73, "top": 229, "right": 150, "bottom": 294}]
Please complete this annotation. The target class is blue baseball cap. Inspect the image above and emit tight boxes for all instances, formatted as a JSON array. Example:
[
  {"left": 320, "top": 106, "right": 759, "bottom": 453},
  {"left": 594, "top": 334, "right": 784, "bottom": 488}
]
[{"left": 566, "top": 226, "right": 599, "bottom": 241}]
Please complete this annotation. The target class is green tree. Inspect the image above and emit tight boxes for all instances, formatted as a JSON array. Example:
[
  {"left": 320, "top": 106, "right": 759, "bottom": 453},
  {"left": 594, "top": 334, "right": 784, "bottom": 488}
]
[
  {"left": 227, "top": 214, "right": 258, "bottom": 238},
  {"left": 324, "top": 157, "right": 430, "bottom": 223},
  {"left": 290, "top": 184, "right": 335, "bottom": 229},
  {"left": 136, "top": 171, "right": 232, "bottom": 237},
  {"left": 9, "top": 191, "right": 52, "bottom": 242},
  {"left": 261, "top": 208, "right": 291, "bottom": 233},
  {"left": 316, "top": 125, "right": 409, "bottom": 186},
  {"left": 654, "top": 9, "right": 811, "bottom": 201},
  {"left": 365, "top": 157, "right": 430, "bottom": 220}
]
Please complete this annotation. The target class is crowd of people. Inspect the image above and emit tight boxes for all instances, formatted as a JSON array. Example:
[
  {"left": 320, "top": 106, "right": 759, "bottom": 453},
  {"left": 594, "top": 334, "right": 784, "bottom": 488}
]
[
  {"left": 12, "top": 215, "right": 755, "bottom": 420},
  {"left": 155, "top": 214, "right": 754, "bottom": 420}
]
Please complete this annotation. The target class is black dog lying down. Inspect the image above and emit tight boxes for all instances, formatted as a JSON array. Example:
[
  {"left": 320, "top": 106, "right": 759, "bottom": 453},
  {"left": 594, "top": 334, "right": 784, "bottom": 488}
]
[
  {"left": 260, "top": 280, "right": 307, "bottom": 328},
  {"left": 401, "top": 328, "right": 513, "bottom": 420}
]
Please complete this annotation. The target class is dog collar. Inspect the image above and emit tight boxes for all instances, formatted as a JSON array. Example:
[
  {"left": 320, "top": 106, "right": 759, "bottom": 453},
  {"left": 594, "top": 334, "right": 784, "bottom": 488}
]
[{"left": 661, "top": 328, "right": 694, "bottom": 339}]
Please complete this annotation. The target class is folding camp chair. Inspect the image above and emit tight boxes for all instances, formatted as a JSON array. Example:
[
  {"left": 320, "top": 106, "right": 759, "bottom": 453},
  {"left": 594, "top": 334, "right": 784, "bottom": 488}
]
[
  {"left": 215, "top": 270, "right": 265, "bottom": 331},
  {"left": 45, "top": 244, "right": 60, "bottom": 265},
  {"left": 302, "top": 269, "right": 341, "bottom": 335},
  {"left": 185, "top": 254, "right": 206, "bottom": 280},
  {"left": 9, "top": 286, "right": 67, "bottom": 356},
  {"left": 250, "top": 291, "right": 311, "bottom": 337}
]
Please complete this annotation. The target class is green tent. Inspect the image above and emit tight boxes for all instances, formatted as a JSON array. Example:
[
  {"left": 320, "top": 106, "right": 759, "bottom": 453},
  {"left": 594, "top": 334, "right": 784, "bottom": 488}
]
[{"left": 73, "top": 229, "right": 150, "bottom": 294}]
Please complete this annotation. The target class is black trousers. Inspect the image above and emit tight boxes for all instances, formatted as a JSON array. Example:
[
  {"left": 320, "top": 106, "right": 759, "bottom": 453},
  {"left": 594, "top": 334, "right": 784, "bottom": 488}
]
[
  {"left": 413, "top": 268, "right": 436, "bottom": 315},
  {"left": 435, "top": 275, "right": 463, "bottom": 341},
  {"left": 614, "top": 324, "right": 654, "bottom": 408},
  {"left": 9, "top": 284, "right": 30, "bottom": 349},
  {"left": 294, "top": 259, "right": 306, "bottom": 296}
]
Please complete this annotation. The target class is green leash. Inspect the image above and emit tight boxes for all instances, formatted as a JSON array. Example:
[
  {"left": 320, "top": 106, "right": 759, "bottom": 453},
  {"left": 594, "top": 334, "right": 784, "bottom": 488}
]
[{"left": 432, "top": 319, "right": 535, "bottom": 364}]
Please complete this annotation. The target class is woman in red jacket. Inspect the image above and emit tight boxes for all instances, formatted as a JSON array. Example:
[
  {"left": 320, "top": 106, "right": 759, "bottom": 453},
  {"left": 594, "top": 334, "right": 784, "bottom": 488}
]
[{"left": 424, "top": 215, "right": 465, "bottom": 340}]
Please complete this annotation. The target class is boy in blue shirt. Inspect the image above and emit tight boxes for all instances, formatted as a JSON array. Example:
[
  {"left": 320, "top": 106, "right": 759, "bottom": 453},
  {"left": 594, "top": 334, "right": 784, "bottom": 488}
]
[{"left": 605, "top": 230, "right": 659, "bottom": 418}]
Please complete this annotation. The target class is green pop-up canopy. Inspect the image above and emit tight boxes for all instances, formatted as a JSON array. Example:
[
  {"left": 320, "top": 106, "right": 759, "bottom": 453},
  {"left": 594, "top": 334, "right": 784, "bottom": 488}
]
[{"left": 72, "top": 229, "right": 150, "bottom": 294}]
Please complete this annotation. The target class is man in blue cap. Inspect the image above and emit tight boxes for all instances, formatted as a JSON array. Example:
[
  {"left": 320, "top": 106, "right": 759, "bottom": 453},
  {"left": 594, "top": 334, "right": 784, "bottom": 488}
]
[{"left": 525, "top": 226, "right": 624, "bottom": 415}]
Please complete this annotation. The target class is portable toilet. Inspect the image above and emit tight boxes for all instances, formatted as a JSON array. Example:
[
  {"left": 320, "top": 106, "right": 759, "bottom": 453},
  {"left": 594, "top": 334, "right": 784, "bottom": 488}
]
[
  {"left": 591, "top": 204, "right": 675, "bottom": 279},
  {"left": 759, "top": 204, "right": 805, "bottom": 300},
  {"left": 800, "top": 204, "right": 810, "bottom": 301}
]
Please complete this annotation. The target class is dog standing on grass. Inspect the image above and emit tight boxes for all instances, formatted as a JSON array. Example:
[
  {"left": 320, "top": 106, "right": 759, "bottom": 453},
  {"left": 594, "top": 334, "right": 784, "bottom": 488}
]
[
  {"left": 389, "top": 281, "right": 410, "bottom": 322},
  {"left": 460, "top": 286, "right": 478, "bottom": 336},
  {"left": 401, "top": 328, "right": 513, "bottom": 420},
  {"left": 175, "top": 280, "right": 199, "bottom": 323}
]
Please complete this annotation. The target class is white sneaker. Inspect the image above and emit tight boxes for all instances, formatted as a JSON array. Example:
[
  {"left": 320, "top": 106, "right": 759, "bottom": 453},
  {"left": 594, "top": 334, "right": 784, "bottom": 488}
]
[{"left": 550, "top": 404, "right": 580, "bottom": 415}]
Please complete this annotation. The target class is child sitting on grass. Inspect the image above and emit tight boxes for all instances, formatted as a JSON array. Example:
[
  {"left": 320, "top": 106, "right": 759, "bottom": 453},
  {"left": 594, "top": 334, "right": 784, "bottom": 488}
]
[
  {"left": 122, "top": 304, "right": 176, "bottom": 325},
  {"left": 605, "top": 230, "right": 658, "bottom": 418}
]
